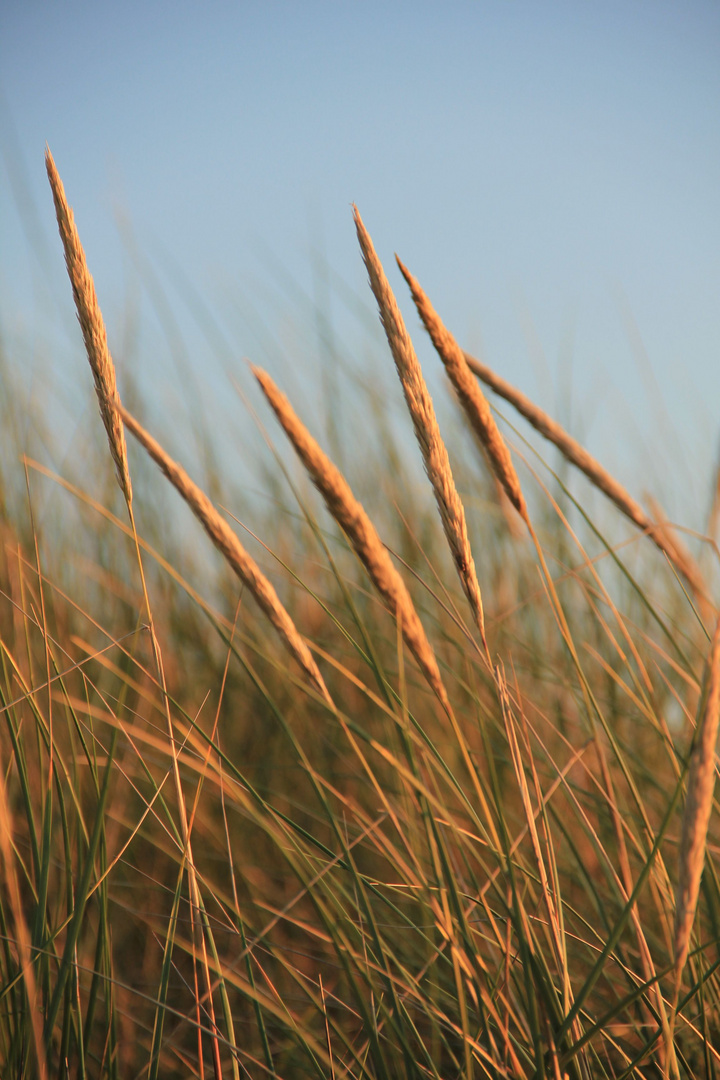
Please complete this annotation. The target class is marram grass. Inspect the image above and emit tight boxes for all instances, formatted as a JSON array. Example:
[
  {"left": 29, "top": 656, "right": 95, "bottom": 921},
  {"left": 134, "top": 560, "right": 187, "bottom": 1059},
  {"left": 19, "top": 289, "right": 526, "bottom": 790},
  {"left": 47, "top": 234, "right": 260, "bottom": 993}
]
[{"left": 0, "top": 155, "right": 718, "bottom": 1079}]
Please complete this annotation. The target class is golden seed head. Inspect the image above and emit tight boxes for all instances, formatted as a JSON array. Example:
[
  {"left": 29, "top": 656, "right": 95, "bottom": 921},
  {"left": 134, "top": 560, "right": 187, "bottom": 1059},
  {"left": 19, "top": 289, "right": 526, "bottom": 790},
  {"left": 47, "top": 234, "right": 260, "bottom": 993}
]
[{"left": 46, "top": 147, "right": 133, "bottom": 506}]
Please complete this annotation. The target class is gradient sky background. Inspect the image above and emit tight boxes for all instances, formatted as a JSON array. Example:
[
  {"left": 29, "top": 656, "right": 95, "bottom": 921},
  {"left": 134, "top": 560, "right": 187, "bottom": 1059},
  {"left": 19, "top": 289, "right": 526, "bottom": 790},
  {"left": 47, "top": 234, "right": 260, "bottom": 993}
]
[{"left": 1, "top": 1, "right": 719, "bottom": 526}]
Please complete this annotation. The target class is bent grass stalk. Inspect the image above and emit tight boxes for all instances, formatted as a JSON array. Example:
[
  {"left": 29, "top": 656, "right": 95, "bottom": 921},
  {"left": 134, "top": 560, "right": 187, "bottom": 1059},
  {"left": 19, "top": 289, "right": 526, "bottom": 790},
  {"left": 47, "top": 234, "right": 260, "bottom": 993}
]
[
  {"left": 461, "top": 346, "right": 708, "bottom": 604},
  {"left": 353, "top": 208, "right": 489, "bottom": 657},
  {"left": 119, "top": 403, "right": 330, "bottom": 705},
  {"left": 396, "top": 252, "right": 701, "bottom": 743},
  {"left": 251, "top": 365, "right": 517, "bottom": 1031}
]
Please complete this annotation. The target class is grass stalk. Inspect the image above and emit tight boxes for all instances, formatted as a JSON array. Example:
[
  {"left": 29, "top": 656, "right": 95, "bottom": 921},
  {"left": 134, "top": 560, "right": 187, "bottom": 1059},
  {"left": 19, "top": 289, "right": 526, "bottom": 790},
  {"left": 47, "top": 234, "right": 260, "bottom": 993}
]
[
  {"left": 354, "top": 209, "right": 489, "bottom": 657},
  {"left": 252, "top": 364, "right": 452, "bottom": 714},
  {"left": 462, "top": 348, "right": 708, "bottom": 604}
]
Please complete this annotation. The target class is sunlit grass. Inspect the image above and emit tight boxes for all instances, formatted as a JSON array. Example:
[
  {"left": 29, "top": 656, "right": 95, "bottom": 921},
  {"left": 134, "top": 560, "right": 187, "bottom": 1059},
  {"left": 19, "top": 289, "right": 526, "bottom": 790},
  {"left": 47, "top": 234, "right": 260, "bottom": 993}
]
[{"left": 1, "top": 159, "right": 719, "bottom": 1079}]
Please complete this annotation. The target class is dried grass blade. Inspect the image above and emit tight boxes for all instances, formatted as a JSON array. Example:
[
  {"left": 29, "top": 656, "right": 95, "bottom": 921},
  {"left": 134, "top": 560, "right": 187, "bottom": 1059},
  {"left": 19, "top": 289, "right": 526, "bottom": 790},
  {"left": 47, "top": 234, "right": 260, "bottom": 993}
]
[
  {"left": 119, "top": 404, "right": 330, "bottom": 702},
  {"left": 674, "top": 612, "right": 720, "bottom": 986},
  {"left": 45, "top": 147, "right": 132, "bottom": 507},
  {"left": 352, "top": 208, "right": 487, "bottom": 648},
  {"left": 396, "top": 258, "right": 528, "bottom": 525},
  {"left": 252, "top": 365, "right": 452, "bottom": 714}
]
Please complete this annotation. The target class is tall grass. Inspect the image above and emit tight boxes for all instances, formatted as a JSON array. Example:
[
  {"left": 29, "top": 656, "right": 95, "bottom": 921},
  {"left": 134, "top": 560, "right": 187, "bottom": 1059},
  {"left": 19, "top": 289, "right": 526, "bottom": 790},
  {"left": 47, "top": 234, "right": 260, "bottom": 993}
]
[{"left": 0, "top": 153, "right": 719, "bottom": 1079}]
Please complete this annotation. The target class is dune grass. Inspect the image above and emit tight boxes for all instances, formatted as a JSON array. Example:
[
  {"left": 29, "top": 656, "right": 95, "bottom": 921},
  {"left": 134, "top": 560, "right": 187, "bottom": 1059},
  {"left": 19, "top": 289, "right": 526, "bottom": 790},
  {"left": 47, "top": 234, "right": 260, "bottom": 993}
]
[{"left": 0, "top": 153, "right": 719, "bottom": 1079}]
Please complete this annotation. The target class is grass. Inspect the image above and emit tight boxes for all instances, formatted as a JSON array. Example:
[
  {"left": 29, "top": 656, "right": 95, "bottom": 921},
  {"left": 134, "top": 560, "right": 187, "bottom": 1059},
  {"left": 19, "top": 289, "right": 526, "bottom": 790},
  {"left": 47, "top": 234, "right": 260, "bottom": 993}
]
[{"left": 0, "top": 151, "right": 719, "bottom": 1078}]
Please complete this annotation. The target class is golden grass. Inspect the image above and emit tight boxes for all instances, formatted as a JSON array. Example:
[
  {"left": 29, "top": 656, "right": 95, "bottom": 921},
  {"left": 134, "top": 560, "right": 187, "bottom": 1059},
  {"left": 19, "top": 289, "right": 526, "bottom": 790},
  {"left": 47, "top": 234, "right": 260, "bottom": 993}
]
[
  {"left": 0, "top": 767, "right": 47, "bottom": 1080},
  {"left": 352, "top": 208, "right": 488, "bottom": 652},
  {"left": 3, "top": 157, "right": 717, "bottom": 1078},
  {"left": 674, "top": 611, "right": 720, "bottom": 986},
  {"left": 252, "top": 364, "right": 452, "bottom": 713},
  {"left": 119, "top": 404, "right": 331, "bottom": 703},
  {"left": 462, "top": 348, "right": 708, "bottom": 602},
  {"left": 397, "top": 258, "right": 529, "bottom": 526},
  {"left": 45, "top": 148, "right": 132, "bottom": 508},
  {"left": 46, "top": 149, "right": 229, "bottom": 1078}
]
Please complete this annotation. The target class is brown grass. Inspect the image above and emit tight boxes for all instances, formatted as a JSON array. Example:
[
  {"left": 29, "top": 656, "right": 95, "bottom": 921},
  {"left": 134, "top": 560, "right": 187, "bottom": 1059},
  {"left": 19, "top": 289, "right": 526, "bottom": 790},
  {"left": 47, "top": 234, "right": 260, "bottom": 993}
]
[
  {"left": 252, "top": 364, "right": 452, "bottom": 713},
  {"left": 45, "top": 148, "right": 133, "bottom": 508}
]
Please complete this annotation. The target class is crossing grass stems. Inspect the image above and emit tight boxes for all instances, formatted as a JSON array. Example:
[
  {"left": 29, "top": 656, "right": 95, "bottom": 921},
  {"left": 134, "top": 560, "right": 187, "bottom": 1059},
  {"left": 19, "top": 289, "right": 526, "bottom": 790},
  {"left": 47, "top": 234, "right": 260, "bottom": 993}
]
[{"left": 0, "top": 152, "right": 717, "bottom": 1079}]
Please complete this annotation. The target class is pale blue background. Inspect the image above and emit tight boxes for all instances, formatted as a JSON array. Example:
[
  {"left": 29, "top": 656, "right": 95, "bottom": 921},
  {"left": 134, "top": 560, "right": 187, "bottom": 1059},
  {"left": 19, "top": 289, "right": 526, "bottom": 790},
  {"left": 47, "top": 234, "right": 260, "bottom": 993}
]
[{"left": 1, "top": 1, "right": 719, "bottom": 525}]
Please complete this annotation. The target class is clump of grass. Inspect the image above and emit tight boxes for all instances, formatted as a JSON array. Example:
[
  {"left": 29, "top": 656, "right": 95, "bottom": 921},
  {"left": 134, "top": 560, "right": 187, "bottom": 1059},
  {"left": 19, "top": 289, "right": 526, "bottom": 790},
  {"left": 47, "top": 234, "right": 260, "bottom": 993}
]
[{"left": 0, "top": 163, "right": 718, "bottom": 1080}]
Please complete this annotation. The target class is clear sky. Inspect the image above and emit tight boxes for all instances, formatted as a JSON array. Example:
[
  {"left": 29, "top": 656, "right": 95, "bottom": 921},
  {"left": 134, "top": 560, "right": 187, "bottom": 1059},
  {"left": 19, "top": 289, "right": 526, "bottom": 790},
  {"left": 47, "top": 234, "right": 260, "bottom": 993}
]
[{"left": 1, "top": 1, "right": 719, "bottom": 523}]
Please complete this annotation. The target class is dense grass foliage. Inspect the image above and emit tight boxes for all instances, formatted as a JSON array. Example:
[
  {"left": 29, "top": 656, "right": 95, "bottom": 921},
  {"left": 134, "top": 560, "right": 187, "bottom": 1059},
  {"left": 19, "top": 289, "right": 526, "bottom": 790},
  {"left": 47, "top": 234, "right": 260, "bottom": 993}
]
[{"left": 1, "top": 168, "right": 719, "bottom": 1079}]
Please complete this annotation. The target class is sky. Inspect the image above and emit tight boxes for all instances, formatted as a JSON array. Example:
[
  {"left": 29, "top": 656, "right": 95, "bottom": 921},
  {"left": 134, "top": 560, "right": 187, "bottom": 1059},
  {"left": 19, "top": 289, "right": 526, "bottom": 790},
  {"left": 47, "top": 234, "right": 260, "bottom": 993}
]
[{"left": 1, "top": 0, "right": 719, "bottom": 525}]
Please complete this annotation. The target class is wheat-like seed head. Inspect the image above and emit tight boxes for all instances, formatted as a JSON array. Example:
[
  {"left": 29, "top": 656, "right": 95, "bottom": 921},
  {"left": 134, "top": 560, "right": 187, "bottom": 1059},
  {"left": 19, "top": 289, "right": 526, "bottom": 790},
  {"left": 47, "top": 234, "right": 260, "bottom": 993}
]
[
  {"left": 674, "top": 612, "right": 720, "bottom": 987},
  {"left": 252, "top": 365, "right": 452, "bottom": 713},
  {"left": 352, "top": 208, "right": 487, "bottom": 645},
  {"left": 396, "top": 258, "right": 528, "bottom": 525},
  {"left": 118, "top": 404, "right": 330, "bottom": 702},
  {"left": 45, "top": 148, "right": 132, "bottom": 507},
  {"left": 461, "top": 350, "right": 709, "bottom": 602}
]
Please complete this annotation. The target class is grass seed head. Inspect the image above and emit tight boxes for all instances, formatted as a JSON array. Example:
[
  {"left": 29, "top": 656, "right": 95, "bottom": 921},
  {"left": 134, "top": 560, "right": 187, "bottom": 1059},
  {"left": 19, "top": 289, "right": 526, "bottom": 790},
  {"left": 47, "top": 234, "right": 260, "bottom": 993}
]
[
  {"left": 253, "top": 364, "right": 452, "bottom": 713},
  {"left": 461, "top": 349, "right": 708, "bottom": 600},
  {"left": 119, "top": 404, "right": 330, "bottom": 702},
  {"left": 352, "top": 207, "right": 486, "bottom": 646},
  {"left": 45, "top": 147, "right": 133, "bottom": 507},
  {"left": 396, "top": 257, "right": 528, "bottom": 524}
]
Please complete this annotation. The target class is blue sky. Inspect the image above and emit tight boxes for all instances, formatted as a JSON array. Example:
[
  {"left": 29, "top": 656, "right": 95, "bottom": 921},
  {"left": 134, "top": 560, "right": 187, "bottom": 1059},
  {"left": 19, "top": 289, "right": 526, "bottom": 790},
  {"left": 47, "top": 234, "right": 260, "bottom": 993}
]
[{"left": 2, "top": 1, "right": 719, "bottom": 522}]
